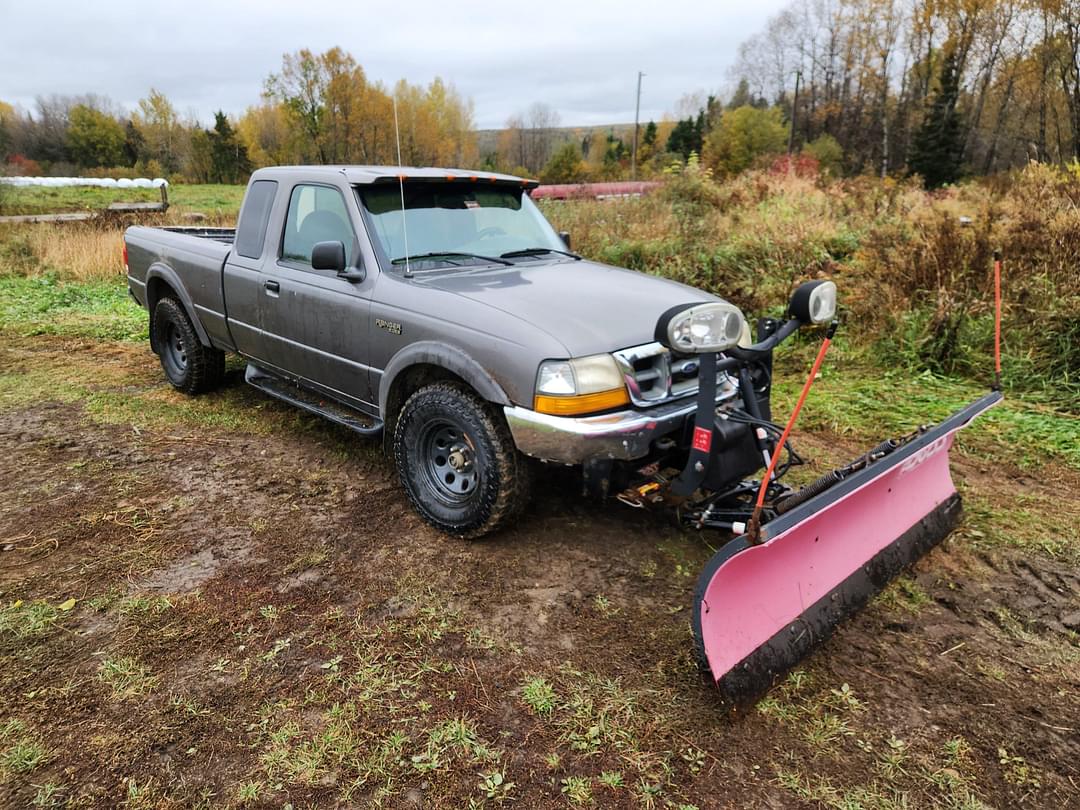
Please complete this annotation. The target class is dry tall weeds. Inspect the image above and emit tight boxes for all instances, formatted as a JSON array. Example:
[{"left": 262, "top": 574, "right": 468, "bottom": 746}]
[{"left": 29, "top": 224, "right": 126, "bottom": 281}]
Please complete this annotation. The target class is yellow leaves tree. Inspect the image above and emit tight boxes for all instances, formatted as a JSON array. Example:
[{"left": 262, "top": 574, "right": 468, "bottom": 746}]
[
  {"left": 134, "top": 89, "right": 184, "bottom": 173},
  {"left": 236, "top": 103, "right": 299, "bottom": 168},
  {"left": 0, "top": 100, "right": 15, "bottom": 158},
  {"left": 264, "top": 48, "right": 477, "bottom": 167}
]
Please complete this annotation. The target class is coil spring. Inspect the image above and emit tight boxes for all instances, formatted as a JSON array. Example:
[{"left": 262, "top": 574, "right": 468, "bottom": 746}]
[
  {"left": 775, "top": 469, "right": 843, "bottom": 514},
  {"left": 774, "top": 437, "right": 902, "bottom": 515}
]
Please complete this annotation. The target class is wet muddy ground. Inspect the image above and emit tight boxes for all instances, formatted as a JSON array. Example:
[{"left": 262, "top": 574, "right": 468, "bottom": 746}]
[{"left": 1, "top": 336, "right": 1078, "bottom": 808}]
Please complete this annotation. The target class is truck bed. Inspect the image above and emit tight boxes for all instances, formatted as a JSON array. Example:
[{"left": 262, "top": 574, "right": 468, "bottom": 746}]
[
  {"left": 158, "top": 226, "right": 236, "bottom": 244},
  {"left": 124, "top": 225, "right": 237, "bottom": 351}
]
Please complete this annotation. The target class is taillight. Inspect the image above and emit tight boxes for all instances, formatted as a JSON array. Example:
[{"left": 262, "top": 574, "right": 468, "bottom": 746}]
[{"left": 121, "top": 238, "right": 128, "bottom": 273}]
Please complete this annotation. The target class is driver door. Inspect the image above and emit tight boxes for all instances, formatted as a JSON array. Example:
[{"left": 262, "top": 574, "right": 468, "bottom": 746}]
[{"left": 258, "top": 182, "right": 375, "bottom": 408}]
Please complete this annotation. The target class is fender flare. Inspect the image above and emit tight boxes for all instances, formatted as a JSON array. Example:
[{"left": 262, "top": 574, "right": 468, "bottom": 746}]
[
  {"left": 145, "top": 264, "right": 213, "bottom": 348},
  {"left": 379, "top": 341, "right": 511, "bottom": 417}
]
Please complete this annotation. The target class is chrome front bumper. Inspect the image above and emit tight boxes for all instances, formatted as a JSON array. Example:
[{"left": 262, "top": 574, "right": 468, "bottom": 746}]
[{"left": 504, "top": 396, "right": 703, "bottom": 465}]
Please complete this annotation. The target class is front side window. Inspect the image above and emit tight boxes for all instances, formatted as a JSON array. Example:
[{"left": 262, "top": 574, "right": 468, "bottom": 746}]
[
  {"left": 358, "top": 182, "right": 565, "bottom": 269},
  {"left": 282, "top": 184, "right": 356, "bottom": 267}
]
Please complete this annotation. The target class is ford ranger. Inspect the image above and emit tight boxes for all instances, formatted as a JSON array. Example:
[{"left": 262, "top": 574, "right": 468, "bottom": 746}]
[{"left": 124, "top": 166, "right": 744, "bottom": 537}]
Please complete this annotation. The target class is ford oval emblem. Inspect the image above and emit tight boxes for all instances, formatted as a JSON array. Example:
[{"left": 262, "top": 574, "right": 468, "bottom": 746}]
[{"left": 683, "top": 361, "right": 699, "bottom": 374}]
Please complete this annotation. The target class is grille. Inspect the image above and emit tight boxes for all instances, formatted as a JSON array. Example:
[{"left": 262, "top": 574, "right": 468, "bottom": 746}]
[{"left": 614, "top": 342, "right": 736, "bottom": 407}]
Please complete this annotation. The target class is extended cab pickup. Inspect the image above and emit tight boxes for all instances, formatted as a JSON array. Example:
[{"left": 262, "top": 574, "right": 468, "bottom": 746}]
[{"left": 124, "top": 165, "right": 731, "bottom": 537}]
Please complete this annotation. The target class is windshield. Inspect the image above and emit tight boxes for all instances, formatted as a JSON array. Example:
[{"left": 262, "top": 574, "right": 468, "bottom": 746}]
[{"left": 357, "top": 182, "right": 566, "bottom": 269}]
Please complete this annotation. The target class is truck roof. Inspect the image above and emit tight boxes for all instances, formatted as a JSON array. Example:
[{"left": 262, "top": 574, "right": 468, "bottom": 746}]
[{"left": 251, "top": 165, "right": 538, "bottom": 189}]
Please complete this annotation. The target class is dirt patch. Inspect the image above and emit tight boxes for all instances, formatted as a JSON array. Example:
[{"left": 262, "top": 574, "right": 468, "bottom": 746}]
[{"left": 1, "top": 338, "right": 1078, "bottom": 808}]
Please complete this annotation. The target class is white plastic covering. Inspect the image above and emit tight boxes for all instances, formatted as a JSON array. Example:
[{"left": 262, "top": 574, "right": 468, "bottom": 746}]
[{"left": 0, "top": 176, "right": 169, "bottom": 188}]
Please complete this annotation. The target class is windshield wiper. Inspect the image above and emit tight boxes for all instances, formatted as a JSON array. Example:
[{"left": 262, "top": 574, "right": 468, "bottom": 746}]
[
  {"left": 391, "top": 251, "right": 512, "bottom": 267},
  {"left": 500, "top": 247, "right": 582, "bottom": 260}
]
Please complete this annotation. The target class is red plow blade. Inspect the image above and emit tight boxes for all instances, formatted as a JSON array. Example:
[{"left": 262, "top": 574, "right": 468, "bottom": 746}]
[{"left": 692, "top": 391, "right": 1002, "bottom": 705}]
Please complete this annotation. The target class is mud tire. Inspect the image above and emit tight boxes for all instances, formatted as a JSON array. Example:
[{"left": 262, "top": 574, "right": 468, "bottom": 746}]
[
  {"left": 394, "top": 382, "right": 529, "bottom": 539},
  {"left": 152, "top": 297, "right": 225, "bottom": 395}
]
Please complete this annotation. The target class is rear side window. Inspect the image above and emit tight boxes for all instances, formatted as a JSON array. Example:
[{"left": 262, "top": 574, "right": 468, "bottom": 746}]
[
  {"left": 282, "top": 184, "right": 356, "bottom": 267},
  {"left": 234, "top": 180, "right": 278, "bottom": 259}
]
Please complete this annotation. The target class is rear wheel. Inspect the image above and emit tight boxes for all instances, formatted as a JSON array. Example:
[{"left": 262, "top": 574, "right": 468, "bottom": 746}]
[
  {"left": 152, "top": 297, "right": 224, "bottom": 395},
  {"left": 394, "top": 382, "right": 529, "bottom": 538}
]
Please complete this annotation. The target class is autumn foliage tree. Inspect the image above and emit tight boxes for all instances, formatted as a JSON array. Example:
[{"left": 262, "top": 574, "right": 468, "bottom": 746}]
[
  {"left": 730, "top": 0, "right": 1080, "bottom": 175},
  {"left": 703, "top": 106, "right": 788, "bottom": 176},
  {"left": 66, "top": 105, "right": 126, "bottom": 168},
  {"left": 262, "top": 47, "right": 476, "bottom": 167}
]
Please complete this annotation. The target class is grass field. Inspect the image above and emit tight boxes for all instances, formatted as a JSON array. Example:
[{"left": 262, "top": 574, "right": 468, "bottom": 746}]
[
  {"left": 0, "top": 179, "right": 1078, "bottom": 808},
  {"left": 0, "top": 184, "right": 246, "bottom": 217}
]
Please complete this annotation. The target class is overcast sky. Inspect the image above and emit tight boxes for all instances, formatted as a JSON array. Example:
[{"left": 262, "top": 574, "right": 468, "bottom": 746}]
[{"left": 0, "top": 0, "right": 787, "bottom": 129}]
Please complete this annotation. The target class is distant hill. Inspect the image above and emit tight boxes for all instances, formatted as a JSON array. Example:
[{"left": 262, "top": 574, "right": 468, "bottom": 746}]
[{"left": 475, "top": 123, "right": 638, "bottom": 156}]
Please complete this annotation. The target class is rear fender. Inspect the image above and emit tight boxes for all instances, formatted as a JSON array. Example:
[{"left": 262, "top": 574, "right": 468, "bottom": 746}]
[{"left": 146, "top": 264, "right": 213, "bottom": 349}]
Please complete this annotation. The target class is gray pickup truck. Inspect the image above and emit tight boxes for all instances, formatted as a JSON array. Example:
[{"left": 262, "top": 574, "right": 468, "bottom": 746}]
[{"left": 124, "top": 165, "right": 742, "bottom": 537}]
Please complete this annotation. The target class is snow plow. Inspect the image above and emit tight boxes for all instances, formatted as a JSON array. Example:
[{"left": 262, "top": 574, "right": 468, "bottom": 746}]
[{"left": 618, "top": 267, "right": 1003, "bottom": 706}]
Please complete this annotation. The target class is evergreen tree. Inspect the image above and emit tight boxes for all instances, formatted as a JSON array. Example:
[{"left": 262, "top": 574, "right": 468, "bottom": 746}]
[
  {"left": 123, "top": 120, "right": 144, "bottom": 167},
  {"left": 728, "top": 79, "right": 753, "bottom": 110},
  {"left": 643, "top": 120, "right": 657, "bottom": 148},
  {"left": 208, "top": 111, "right": 251, "bottom": 184},
  {"left": 603, "top": 131, "right": 626, "bottom": 167},
  {"left": 909, "top": 51, "right": 964, "bottom": 188},
  {"left": 666, "top": 116, "right": 704, "bottom": 160}
]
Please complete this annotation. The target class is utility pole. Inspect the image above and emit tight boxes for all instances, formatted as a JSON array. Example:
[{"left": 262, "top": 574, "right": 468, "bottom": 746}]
[
  {"left": 787, "top": 70, "right": 802, "bottom": 156},
  {"left": 631, "top": 70, "right": 644, "bottom": 180}
]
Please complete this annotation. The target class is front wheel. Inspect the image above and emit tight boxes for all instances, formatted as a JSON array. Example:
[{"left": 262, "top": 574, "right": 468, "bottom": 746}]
[{"left": 393, "top": 382, "right": 529, "bottom": 538}]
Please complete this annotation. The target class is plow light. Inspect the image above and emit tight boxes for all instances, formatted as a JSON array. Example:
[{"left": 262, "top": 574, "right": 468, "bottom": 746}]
[
  {"left": 789, "top": 280, "right": 837, "bottom": 325},
  {"left": 656, "top": 301, "right": 747, "bottom": 354}
]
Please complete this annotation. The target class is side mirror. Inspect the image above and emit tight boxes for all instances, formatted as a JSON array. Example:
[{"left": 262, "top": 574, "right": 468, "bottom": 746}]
[
  {"left": 559, "top": 231, "right": 572, "bottom": 250},
  {"left": 311, "top": 240, "right": 346, "bottom": 272},
  {"left": 312, "top": 240, "right": 366, "bottom": 282}
]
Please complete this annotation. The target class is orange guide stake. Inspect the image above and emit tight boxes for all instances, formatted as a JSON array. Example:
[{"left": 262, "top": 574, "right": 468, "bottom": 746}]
[
  {"left": 746, "top": 321, "right": 837, "bottom": 545},
  {"left": 993, "top": 250, "right": 1003, "bottom": 390}
]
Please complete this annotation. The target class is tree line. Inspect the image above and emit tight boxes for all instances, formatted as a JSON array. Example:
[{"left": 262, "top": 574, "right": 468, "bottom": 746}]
[
  {"left": 0, "top": 48, "right": 477, "bottom": 183},
  {"left": 5, "top": 5, "right": 1080, "bottom": 189},
  {"left": 730, "top": 0, "right": 1080, "bottom": 184}
]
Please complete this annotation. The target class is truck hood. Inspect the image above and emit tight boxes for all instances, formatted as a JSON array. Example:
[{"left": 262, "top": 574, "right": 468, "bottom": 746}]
[{"left": 413, "top": 259, "right": 720, "bottom": 356}]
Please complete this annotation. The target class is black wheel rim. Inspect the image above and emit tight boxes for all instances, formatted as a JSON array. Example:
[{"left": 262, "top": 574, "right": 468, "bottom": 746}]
[
  {"left": 418, "top": 418, "right": 480, "bottom": 506},
  {"left": 162, "top": 321, "right": 188, "bottom": 378}
]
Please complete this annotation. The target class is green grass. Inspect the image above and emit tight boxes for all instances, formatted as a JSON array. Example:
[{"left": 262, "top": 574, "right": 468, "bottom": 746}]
[
  {"left": 772, "top": 363, "right": 1080, "bottom": 469},
  {"left": 0, "top": 184, "right": 245, "bottom": 217},
  {"left": 0, "top": 720, "right": 49, "bottom": 777},
  {"left": 98, "top": 656, "right": 158, "bottom": 699},
  {"left": 0, "top": 274, "right": 146, "bottom": 341},
  {"left": 0, "top": 600, "right": 61, "bottom": 639},
  {"left": 520, "top": 676, "right": 557, "bottom": 716}
]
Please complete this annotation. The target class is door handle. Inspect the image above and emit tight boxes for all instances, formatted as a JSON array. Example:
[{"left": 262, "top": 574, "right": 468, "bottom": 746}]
[{"left": 264, "top": 280, "right": 280, "bottom": 297}]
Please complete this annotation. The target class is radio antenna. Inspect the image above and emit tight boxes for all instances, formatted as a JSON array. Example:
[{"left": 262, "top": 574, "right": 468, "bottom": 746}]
[{"left": 392, "top": 94, "right": 412, "bottom": 278}]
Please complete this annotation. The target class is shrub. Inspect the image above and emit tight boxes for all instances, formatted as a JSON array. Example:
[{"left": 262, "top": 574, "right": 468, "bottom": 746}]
[{"left": 702, "top": 106, "right": 787, "bottom": 177}]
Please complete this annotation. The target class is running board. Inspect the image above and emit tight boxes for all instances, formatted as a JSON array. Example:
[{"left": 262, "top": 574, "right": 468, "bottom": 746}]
[{"left": 245, "top": 365, "right": 383, "bottom": 437}]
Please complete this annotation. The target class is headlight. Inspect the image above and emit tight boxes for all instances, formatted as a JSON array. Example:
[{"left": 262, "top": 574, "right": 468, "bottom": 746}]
[
  {"left": 656, "top": 301, "right": 747, "bottom": 354},
  {"left": 534, "top": 354, "right": 629, "bottom": 415},
  {"left": 789, "top": 280, "right": 837, "bottom": 324}
]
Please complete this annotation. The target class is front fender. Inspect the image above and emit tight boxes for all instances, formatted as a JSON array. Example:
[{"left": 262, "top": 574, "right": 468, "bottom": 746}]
[{"left": 378, "top": 341, "right": 511, "bottom": 417}]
